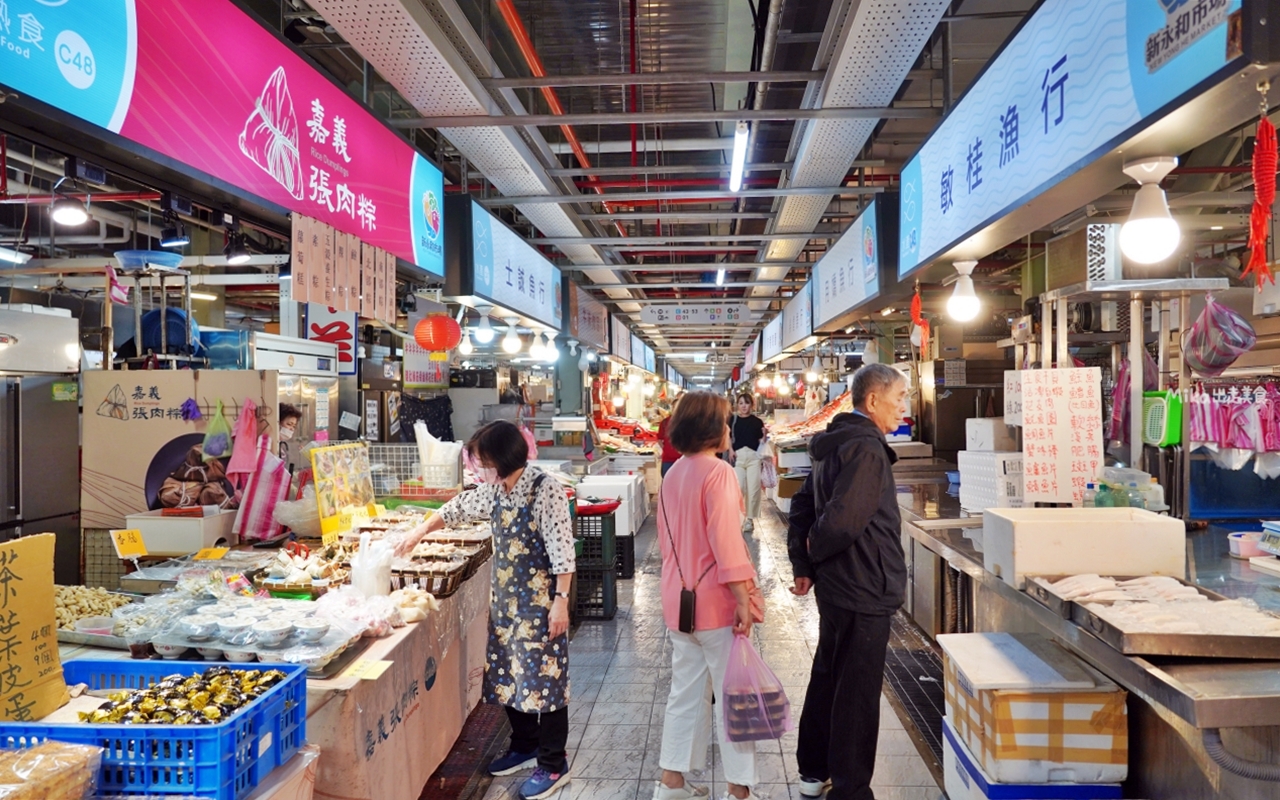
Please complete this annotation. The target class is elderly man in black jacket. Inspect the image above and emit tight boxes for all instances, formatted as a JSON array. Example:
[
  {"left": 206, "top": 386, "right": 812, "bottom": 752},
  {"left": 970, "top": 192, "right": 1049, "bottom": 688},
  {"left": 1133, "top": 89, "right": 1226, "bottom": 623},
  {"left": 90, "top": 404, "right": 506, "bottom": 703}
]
[{"left": 787, "top": 363, "right": 909, "bottom": 800}]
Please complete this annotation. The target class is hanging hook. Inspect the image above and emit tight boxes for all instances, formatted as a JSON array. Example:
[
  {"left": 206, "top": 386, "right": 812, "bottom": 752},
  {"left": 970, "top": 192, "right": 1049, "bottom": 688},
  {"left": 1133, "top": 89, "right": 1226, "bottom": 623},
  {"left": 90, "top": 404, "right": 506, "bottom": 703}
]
[{"left": 1259, "top": 79, "right": 1271, "bottom": 118}]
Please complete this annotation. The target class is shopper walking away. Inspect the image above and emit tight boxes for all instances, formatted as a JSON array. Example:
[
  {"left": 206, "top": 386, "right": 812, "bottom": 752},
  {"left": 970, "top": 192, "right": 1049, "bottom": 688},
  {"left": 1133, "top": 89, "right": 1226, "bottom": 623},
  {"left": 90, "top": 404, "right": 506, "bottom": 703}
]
[
  {"left": 786, "top": 363, "right": 909, "bottom": 800},
  {"left": 655, "top": 390, "right": 762, "bottom": 800},
  {"left": 395, "top": 421, "right": 575, "bottom": 800},
  {"left": 729, "top": 394, "right": 769, "bottom": 532}
]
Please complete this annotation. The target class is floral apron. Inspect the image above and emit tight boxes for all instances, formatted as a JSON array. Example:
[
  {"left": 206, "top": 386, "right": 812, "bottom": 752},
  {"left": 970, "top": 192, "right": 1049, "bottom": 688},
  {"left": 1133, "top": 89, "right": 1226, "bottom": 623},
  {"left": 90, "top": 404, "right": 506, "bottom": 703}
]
[{"left": 484, "top": 473, "right": 570, "bottom": 713}]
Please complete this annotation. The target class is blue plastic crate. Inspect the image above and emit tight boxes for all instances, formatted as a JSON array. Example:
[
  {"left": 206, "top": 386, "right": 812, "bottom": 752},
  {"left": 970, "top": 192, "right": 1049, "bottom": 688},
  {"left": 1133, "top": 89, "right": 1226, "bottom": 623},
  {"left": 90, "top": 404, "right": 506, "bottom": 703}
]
[{"left": 0, "top": 660, "right": 306, "bottom": 800}]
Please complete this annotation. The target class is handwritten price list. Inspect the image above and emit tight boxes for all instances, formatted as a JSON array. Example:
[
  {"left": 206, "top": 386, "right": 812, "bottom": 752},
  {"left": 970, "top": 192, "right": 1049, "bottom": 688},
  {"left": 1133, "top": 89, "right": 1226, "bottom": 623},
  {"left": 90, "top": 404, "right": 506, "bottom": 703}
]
[{"left": 1020, "top": 368, "right": 1103, "bottom": 505}]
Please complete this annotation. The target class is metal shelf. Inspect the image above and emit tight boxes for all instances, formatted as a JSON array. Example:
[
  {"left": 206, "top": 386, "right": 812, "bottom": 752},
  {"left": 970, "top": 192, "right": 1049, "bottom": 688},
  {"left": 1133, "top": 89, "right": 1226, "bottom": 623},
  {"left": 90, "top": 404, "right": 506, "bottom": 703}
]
[{"left": 1041, "top": 278, "right": 1229, "bottom": 303}]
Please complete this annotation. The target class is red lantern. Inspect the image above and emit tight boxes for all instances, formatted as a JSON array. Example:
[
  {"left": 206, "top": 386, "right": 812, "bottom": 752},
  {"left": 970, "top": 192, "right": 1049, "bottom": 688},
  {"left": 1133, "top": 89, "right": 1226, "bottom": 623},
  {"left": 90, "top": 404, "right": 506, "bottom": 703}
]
[{"left": 414, "top": 315, "right": 462, "bottom": 354}]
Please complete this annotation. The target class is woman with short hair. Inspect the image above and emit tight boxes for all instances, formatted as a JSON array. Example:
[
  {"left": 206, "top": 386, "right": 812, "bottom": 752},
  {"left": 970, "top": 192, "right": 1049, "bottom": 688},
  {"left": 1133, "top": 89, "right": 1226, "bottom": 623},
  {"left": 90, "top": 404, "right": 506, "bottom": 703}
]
[
  {"left": 654, "top": 391, "right": 761, "bottom": 800},
  {"left": 396, "top": 420, "right": 575, "bottom": 800}
]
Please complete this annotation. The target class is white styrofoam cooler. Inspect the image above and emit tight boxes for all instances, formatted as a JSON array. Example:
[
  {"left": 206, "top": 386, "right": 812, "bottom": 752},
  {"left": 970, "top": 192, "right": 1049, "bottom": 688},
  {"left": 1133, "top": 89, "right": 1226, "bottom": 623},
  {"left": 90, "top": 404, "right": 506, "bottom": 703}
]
[
  {"left": 125, "top": 509, "right": 239, "bottom": 556},
  {"left": 943, "top": 718, "right": 1122, "bottom": 800},
  {"left": 958, "top": 450, "right": 1023, "bottom": 513},
  {"left": 776, "top": 450, "right": 811, "bottom": 469},
  {"left": 579, "top": 475, "right": 644, "bottom": 535},
  {"left": 981, "top": 507, "right": 1186, "bottom": 589},
  {"left": 966, "top": 417, "right": 1019, "bottom": 452}
]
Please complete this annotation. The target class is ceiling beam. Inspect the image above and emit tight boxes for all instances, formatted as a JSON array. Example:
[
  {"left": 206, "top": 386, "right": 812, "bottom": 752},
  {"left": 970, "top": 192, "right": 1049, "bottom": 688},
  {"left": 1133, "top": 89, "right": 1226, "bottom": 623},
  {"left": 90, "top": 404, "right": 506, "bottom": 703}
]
[
  {"left": 584, "top": 281, "right": 801, "bottom": 289},
  {"left": 481, "top": 186, "right": 882, "bottom": 205},
  {"left": 562, "top": 262, "right": 812, "bottom": 273},
  {"left": 547, "top": 163, "right": 788, "bottom": 177},
  {"left": 574, "top": 212, "right": 776, "bottom": 221},
  {"left": 391, "top": 106, "right": 939, "bottom": 129},
  {"left": 480, "top": 70, "right": 823, "bottom": 90},
  {"left": 531, "top": 233, "right": 819, "bottom": 245},
  {"left": 548, "top": 138, "right": 733, "bottom": 155}
]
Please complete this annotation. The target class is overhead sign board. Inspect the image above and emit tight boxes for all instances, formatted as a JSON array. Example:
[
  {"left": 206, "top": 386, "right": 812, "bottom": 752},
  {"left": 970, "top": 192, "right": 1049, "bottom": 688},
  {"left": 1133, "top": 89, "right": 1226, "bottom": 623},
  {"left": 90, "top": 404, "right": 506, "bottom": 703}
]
[
  {"left": 0, "top": 0, "right": 445, "bottom": 275},
  {"left": 631, "top": 334, "right": 645, "bottom": 368},
  {"left": 611, "top": 316, "right": 633, "bottom": 364},
  {"left": 780, "top": 282, "right": 814, "bottom": 353},
  {"left": 813, "top": 198, "right": 892, "bottom": 330},
  {"left": 445, "top": 198, "right": 562, "bottom": 330},
  {"left": 760, "top": 316, "right": 784, "bottom": 363},
  {"left": 744, "top": 337, "right": 759, "bottom": 374},
  {"left": 898, "top": 0, "right": 1243, "bottom": 278},
  {"left": 644, "top": 345, "right": 656, "bottom": 374},
  {"left": 570, "top": 284, "right": 609, "bottom": 351},
  {"left": 639, "top": 303, "right": 749, "bottom": 326}
]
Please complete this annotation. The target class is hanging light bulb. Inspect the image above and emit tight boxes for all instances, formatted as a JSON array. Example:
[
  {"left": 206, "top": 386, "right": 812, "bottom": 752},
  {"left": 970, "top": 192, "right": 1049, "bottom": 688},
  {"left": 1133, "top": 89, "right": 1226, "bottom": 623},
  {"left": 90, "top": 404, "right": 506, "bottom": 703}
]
[
  {"left": 806, "top": 353, "right": 821, "bottom": 383},
  {"left": 544, "top": 332, "right": 560, "bottom": 363},
  {"left": 502, "top": 318, "right": 522, "bottom": 354},
  {"left": 474, "top": 308, "right": 496, "bottom": 344},
  {"left": 778, "top": 382, "right": 792, "bottom": 396},
  {"left": 773, "top": 374, "right": 785, "bottom": 388},
  {"left": 642, "top": 383, "right": 655, "bottom": 397},
  {"left": 1119, "top": 157, "right": 1181, "bottom": 264},
  {"left": 51, "top": 196, "right": 89, "bottom": 226},
  {"left": 528, "top": 331, "right": 547, "bottom": 361},
  {"left": 628, "top": 371, "right": 644, "bottom": 386},
  {"left": 578, "top": 349, "right": 591, "bottom": 371},
  {"left": 756, "top": 374, "right": 771, "bottom": 390},
  {"left": 947, "top": 260, "right": 981, "bottom": 322},
  {"left": 458, "top": 328, "right": 475, "bottom": 355}
]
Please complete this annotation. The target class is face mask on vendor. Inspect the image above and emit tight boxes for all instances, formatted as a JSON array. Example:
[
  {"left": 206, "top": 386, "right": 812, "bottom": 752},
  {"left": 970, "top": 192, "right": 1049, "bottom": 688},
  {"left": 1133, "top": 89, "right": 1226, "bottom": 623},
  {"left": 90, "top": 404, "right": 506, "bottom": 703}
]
[
  {"left": 477, "top": 466, "right": 500, "bottom": 484},
  {"left": 279, "top": 426, "right": 295, "bottom": 441}
]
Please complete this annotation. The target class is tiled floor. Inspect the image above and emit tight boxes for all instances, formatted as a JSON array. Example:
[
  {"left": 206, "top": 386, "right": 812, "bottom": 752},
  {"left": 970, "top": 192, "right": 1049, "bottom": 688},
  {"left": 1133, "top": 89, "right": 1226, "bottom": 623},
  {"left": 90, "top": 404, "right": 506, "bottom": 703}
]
[{"left": 484, "top": 505, "right": 943, "bottom": 800}]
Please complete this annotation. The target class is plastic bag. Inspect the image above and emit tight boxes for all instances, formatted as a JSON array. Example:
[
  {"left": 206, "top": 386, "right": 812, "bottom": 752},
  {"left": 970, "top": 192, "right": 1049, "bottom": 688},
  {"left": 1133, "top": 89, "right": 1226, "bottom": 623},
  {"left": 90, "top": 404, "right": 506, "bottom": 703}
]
[
  {"left": 723, "top": 634, "right": 792, "bottom": 742},
  {"left": 225, "top": 398, "right": 260, "bottom": 485},
  {"left": 520, "top": 423, "right": 539, "bottom": 460},
  {"left": 1108, "top": 350, "right": 1159, "bottom": 443},
  {"left": 273, "top": 484, "right": 323, "bottom": 538},
  {"left": 760, "top": 458, "right": 778, "bottom": 489},
  {"left": 1185, "top": 294, "right": 1257, "bottom": 376},
  {"left": 234, "top": 436, "right": 290, "bottom": 542},
  {"left": 202, "top": 400, "right": 234, "bottom": 461},
  {"left": 0, "top": 742, "right": 103, "bottom": 800}
]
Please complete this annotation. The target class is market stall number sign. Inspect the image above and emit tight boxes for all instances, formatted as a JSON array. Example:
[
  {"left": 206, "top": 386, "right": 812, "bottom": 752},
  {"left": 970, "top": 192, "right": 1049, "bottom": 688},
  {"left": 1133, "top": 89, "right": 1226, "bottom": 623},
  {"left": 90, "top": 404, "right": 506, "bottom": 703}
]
[{"left": 109, "top": 529, "right": 148, "bottom": 559}]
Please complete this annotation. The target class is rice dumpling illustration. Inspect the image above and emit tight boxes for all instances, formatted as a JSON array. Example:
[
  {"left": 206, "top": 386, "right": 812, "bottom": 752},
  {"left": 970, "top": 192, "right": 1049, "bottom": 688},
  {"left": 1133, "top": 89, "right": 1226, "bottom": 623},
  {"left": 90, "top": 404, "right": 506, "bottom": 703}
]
[
  {"left": 239, "top": 67, "right": 305, "bottom": 200},
  {"left": 96, "top": 384, "right": 128, "bottom": 420}
]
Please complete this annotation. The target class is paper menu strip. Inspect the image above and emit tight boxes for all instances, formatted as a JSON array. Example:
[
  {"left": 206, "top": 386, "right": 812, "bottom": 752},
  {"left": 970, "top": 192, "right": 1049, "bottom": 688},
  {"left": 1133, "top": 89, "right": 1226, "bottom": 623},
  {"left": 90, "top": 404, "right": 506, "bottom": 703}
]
[{"left": 1020, "top": 367, "right": 1104, "bottom": 505}]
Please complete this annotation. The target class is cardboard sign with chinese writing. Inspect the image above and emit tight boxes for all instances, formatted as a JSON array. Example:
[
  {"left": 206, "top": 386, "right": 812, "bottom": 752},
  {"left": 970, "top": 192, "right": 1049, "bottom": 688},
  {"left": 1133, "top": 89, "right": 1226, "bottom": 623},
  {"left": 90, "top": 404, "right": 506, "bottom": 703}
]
[
  {"left": 0, "top": 534, "right": 69, "bottom": 721},
  {"left": 1004, "top": 370, "right": 1023, "bottom": 426},
  {"left": 1021, "top": 368, "right": 1103, "bottom": 505},
  {"left": 110, "top": 529, "right": 148, "bottom": 559}
]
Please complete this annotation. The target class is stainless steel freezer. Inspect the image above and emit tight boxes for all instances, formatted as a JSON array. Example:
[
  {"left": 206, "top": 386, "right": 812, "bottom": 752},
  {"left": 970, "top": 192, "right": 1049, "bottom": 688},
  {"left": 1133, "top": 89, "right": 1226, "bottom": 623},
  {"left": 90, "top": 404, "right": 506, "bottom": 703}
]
[{"left": 0, "top": 308, "right": 83, "bottom": 584}]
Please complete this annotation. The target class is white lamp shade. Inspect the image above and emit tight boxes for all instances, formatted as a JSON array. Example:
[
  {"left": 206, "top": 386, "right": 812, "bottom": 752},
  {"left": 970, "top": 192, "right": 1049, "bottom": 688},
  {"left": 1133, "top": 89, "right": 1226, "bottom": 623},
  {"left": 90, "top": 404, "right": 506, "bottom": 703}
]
[
  {"left": 458, "top": 329, "right": 475, "bottom": 355},
  {"left": 528, "top": 332, "right": 547, "bottom": 360},
  {"left": 502, "top": 320, "right": 522, "bottom": 354},
  {"left": 1120, "top": 184, "right": 1181, "bottom": 264},
  {"left": 474, "top": 315, "right": 495, "bottom": 344},
  {"left": 543, "top": 334, "right": 560, "bottom": 363},
  {"left": 947, "top": 262, "right": 981, "bottom": 322},
  {"left": 51, "top": 197, "right": 89, "bottom": 226}
]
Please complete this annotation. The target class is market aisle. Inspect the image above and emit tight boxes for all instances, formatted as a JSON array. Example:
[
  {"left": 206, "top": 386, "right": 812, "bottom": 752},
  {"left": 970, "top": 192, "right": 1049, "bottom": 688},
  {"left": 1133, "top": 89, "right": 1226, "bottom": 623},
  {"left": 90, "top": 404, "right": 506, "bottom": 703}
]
[{"left": 482, "top": 507, "right": 942, "bottom": 800}]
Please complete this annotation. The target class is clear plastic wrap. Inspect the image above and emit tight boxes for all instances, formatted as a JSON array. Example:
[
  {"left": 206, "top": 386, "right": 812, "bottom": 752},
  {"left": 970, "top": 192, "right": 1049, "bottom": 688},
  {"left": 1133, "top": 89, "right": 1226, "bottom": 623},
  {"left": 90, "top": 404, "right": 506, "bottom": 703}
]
[
  {"left": 0, "top": 742, "right": 102, "bottom": 800},
  {"left": 1184, "top": 294, "right": 1257, "bottom": 376},
  {"left": 273, "top": 484, "right": 323, "bottom": 538}
]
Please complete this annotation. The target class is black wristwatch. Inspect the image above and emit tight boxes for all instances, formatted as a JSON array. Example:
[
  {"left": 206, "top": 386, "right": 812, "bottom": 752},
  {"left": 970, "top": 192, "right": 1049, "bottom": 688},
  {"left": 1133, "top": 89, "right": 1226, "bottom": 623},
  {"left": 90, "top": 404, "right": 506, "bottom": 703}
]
[{"left": 554, "top": 591, "right": 570, "bottom": 600}]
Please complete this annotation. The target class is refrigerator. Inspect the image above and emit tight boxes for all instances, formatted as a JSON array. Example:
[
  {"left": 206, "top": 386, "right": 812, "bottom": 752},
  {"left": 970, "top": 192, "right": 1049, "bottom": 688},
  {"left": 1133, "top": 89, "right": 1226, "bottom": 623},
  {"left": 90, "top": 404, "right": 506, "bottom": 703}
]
[
  {"left": 0, "top": 308, "right": 83, "bottom": 583},
  {"left": 252, "top": 333, "right": 340, "bottom": 475}
]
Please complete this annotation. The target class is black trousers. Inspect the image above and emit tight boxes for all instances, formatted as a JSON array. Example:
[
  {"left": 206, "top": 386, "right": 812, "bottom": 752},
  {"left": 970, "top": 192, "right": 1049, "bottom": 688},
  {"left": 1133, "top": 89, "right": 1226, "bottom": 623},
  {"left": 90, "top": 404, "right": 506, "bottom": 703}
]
[
  {"left": 796, "top": 602, "right": 893, "bottom": 800},
  {"left": 506, "top": 706, "right": 570, "bottom": 772}
]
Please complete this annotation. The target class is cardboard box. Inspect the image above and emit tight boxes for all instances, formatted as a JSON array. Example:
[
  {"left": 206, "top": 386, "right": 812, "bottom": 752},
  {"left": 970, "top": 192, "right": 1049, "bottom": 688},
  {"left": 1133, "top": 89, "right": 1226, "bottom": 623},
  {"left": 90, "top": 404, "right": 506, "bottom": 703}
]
[
  {"left": 126, "top": 508, "right": 239, "bottom": 557},
  {"left": 943, "top": 718, "right": 1121, "bottom": 800},
  {"left": 938, "top": 633, "right": 1128, "bottom": 785},
  {"left": 777, "top": 474, "right": 807, "bottom": 499},
  {"left": 981, "top": 507, "right": 1186, "bottom": 589},
  {"left": 966, "top": 417, "right": 1019, "bottom": 451}
]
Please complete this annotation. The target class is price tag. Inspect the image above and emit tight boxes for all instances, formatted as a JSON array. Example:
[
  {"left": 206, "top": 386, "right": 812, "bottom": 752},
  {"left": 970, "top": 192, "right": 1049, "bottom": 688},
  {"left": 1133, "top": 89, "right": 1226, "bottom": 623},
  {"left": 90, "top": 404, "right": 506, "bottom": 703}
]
[
  {"left": 193, "top": 547, "right": 229, "bottom": 561},
  {"left": 342, "top": 659, "right": 393, "bottom": 681},
  {"left": 322, "top": 530, "right": 340, "bottom": 546},
  {"left": 109, "top": 529, "right": 148, "bottom": 559},
  {"left": 374, "top": 504, "right": 387, "bottom": 517}
]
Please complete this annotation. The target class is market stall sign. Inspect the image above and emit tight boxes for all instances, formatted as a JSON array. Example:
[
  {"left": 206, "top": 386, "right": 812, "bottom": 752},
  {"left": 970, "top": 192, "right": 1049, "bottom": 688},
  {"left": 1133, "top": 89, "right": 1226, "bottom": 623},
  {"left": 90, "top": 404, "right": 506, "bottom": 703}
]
[
  {"left": 644, "top": 344, "right": 656, "bottom": 375},
  {"left": 307, "top": 304, "right": 359, "bottom": 376},
  {"left": 570, "top": 285, "right": 610, "bottom": 351},
  {"left": 760, "top": 316, "right": 784, "bottom": 363},
  {"left": 343, "top": 659, "right": 395, "bottom": 681},
  {"left": 0, "top": 0, "right": 446, "bottom": 275},
  {"left": 109, "top": 528, "right": 148, "bottom": 559},
  {"left": 743, "top": 337, "right": 759, "bottom": 374},
  {"left": 813, "top": 198, "right": 886, "bottom": 329},
  {"left": 631, "top": 335, "right": 645, "bottom": 369},
  {"left": 0, "top": 534, "right": 67, "bottom": 721},
  {"left": 1004, "top": 370, "right": 1024, "bottom": 426},
  {"left": 310, "top": 443, "right": 377, "bottom": 539},
  {"left": 780, "top": 282, "right": 814, "bottom": 353},
  {"left": 611, "top": 316, "right": 633, "bottom": 364},
  {"left": 194, "top": 547, "right": 231, "bottom": 561},
  {"left": 1021, "top": 368, "right": 1103, "bottom": 505},
  {"left": 638, "top": 303, "right": 748, "bottom": 326},
  {"left": 898, "top": 0, "right": 1242, "bottom": 279}
]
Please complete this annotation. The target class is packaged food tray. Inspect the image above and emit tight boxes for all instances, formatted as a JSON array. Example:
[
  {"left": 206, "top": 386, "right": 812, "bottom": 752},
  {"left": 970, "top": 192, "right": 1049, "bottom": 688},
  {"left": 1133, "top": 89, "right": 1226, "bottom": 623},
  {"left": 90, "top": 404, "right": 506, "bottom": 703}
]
[{"left": 0, "top": 660, "right": 307, "bottom": 800}]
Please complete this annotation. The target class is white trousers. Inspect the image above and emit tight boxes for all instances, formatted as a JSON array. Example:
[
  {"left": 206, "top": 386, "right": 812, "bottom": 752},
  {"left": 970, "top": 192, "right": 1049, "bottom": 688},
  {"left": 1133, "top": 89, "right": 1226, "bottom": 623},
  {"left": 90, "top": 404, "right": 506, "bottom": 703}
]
[
  {"left": 660, "top": 627, "right": 758, "bottom": 787},
  {"left": 734, "top": 447, "right": 762, "bottom": 520}
]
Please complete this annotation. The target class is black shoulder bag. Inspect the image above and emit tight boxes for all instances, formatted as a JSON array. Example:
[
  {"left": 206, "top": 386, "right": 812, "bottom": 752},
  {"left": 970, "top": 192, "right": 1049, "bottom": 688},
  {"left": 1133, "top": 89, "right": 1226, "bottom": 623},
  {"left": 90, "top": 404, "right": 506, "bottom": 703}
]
[{"left": 659, "top": 490, "right": 714, "bottom": 634}]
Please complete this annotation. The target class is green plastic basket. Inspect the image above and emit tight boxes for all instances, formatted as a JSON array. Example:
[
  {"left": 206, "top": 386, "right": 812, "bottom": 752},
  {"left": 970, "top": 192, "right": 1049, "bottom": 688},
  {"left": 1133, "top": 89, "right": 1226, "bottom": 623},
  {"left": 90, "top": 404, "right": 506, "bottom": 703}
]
[{"left": 1142, "top": 390, "right": 1182, "bottom": 447}]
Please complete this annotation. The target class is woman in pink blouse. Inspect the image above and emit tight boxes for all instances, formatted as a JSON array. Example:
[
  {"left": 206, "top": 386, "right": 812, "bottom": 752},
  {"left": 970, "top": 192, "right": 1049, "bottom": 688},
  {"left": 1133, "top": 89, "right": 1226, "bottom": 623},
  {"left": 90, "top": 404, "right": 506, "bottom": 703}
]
[{"left": 654, "top": 391, "right": 760, "bottom": 800}]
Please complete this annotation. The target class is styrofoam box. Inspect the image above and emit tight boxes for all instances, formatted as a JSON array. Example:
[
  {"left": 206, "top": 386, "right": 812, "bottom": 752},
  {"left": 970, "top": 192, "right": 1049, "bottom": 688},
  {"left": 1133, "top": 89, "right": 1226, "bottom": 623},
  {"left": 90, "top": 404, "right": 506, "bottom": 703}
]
[
  {"left": 982, "top": 507, "right": 1185, "bottom": 589},
  {"left": 938, "top": 633, "right": 1128, "bottom": 786},
  {"left": 776, "top": 450, "right": 811, "bottom": 469},
  {"left": 943, "top": 718, "right": 1122, "bottom": 800},
  {"left": 580, "top": 475, "right": 644, "bottom": 536},
  {"left": 966, "top": 417, "right": 1019, "bottom": 452},
  {"left": 125, "top": 509, "right": 238, "bottom": 556}
]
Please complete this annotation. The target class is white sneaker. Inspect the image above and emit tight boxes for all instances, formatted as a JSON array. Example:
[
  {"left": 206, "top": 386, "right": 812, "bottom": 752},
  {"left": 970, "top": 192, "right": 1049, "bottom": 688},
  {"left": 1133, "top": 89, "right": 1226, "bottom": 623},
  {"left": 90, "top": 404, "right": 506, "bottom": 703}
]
[
  {"left": 743, "top": 519, "right": 754, "bottom": 532},
  {"left": 797, "top": 777, "right": 829, "bottom": 798},
  {"left": 654, "top": 782, "right": 710, "bottom": 800},
  {"left": 720, "top": 791, "right": 767, "bottom": 800}
]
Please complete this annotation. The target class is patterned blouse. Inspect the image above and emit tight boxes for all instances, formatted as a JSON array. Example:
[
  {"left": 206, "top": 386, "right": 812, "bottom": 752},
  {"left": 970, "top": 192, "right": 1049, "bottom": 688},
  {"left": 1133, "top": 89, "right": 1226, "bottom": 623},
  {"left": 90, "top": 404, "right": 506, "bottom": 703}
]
[{"left": 436, "top": 467, "right": 577, "bottom": 575}]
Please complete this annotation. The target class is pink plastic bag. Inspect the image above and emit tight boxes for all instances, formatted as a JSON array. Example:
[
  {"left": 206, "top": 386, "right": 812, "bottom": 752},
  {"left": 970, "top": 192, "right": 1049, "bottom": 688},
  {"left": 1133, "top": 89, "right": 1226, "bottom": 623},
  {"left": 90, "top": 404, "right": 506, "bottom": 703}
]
[
  {"left": 1185, "top": 294, "right": 1256, "bottom": 376},
  {"left": 1108, "top": 351, "right": 1158, "bottom": 443},
  {"left": 520, "top": 423, "right": 539, "bottom": 460},
  {"left": 760, "top": 458, "right": 778, "bottom": 489},
  {"left": 723, "top": 634, "right": 792, "bottom": 742},
  {"left": 225, "top": 397, "right": 260, "bottom": 488},
  {"left": 233, "top": 435, "right": 289, "bottom": 542}
]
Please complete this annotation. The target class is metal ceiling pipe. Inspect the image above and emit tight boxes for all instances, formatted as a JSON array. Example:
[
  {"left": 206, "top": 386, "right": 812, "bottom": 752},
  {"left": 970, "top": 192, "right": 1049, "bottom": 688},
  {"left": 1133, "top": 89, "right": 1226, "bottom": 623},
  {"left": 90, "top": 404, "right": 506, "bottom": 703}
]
[
  {"left": 392, "top": 106, "right": 935, "bottom": 128},
  {"left": 571, "top": 176, "right": 782, "bottom": 190},
  {"left": 531, "top": 233, "right": 817, "bottom": 244},
  {"left": 629, "top": 0, "right": 638, "bottom": 170},
  {"left": 493, "top": 0, "right": 627, "bottom": 238},
  {"left": 481, "top": 185, "right": 881, "bottom": 204},
  {"left": 0, "top": 191, "right": 162, "bottom": 205},
  {"left": 547, "top": 163, "right": 795, "bottom": 177},
  {"left": 481, "top": 70, "right": 824, "bottom": 89}
]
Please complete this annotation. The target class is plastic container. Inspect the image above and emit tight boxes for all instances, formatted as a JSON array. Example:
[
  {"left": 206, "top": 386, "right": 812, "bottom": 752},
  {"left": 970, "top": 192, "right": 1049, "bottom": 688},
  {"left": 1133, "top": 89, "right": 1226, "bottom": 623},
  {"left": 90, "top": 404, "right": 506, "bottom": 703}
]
[
  {"left": 293, "top": 619, "right": 330, "bottom": 643},
  {"left": 0, "top": 660, "right": 306, "bottom": 800},
  {"left": 1229, "top": 531, "right": 1267, "bottom": 559},
  {"left": 218, "top": 617, "right": 255, "bottom": 639},
  {"left": 1082, "top": 483, "right": 1097, "bottom": 508},
  {"left": 178, "top": 614, "right": 220, "bottom": 641},
  {"left": 1145, "top": 477, "right": 1168, "bottom": 513},
  {"left": 1094, "top": 484, "right": 1115, "bottom": 508},
  {"left": 73, "top": 616, "right": 115, "bottom": 636},
  {"left": 1125, "top": 482, "right": 1147, "bottom": 510}
]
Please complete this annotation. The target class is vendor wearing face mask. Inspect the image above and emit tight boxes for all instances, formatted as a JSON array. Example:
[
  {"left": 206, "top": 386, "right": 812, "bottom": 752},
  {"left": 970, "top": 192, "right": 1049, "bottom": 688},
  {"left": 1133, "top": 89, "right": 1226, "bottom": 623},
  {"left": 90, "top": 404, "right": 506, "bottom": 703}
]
[
  {"left": 278, "top": 404, "right": 302, "bottom": 462},
  {"left": 393, "top": 420, "right": 577, "bottom": 800}
]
